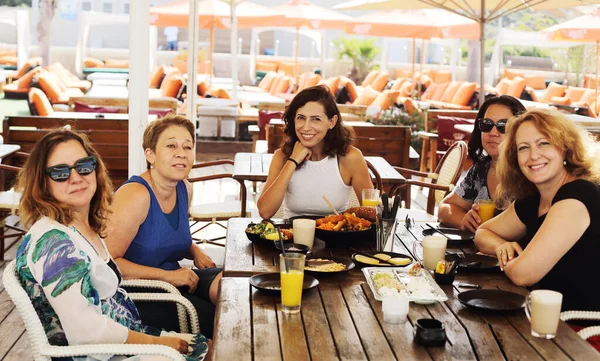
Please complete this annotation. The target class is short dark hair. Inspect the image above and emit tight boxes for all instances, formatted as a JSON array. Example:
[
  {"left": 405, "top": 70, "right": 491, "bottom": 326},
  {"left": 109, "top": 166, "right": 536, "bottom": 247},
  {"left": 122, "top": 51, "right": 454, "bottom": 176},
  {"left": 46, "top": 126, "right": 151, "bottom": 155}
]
[
  {"left": 281, "top": 85, "right": 352, "bottom": 159},
  {"left": 142, "top": 114, "right": 195, "bottom": 169},
  {"left": 469, "top": 95, "right": 526, "bottom": 163},
  {"left": 16, "top": 128, "right": 113, "bottom": 236}
]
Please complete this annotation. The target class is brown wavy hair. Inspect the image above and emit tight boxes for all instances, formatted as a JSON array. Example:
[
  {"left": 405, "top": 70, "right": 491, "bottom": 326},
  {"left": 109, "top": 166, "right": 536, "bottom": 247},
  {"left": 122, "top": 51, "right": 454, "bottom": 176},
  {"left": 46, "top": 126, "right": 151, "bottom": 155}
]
[
  {"left": 496, "top": 108, "right": 600, "bottom": 208},
  {"left": 142, "top": 114, "right": 195, "bottom": 169},
  {"left": 16, "top": 128, "right": 114, "bottom": 236},
  {"left": 281, "top": 85, "right": 353, "bottom": 164}
]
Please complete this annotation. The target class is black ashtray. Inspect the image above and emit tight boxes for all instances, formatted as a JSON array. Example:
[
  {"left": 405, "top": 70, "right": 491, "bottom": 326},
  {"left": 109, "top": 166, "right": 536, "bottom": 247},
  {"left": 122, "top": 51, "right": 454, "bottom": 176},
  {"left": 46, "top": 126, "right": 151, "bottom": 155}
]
[
  {"left": 414, "top": 318, "right": 446, "bottom": 347},
  {"left": 434, "top": 268, "right": 457, "bottom": 285},
  {"left": 274, "top": 242, "right": 309, "bottom": 254}
]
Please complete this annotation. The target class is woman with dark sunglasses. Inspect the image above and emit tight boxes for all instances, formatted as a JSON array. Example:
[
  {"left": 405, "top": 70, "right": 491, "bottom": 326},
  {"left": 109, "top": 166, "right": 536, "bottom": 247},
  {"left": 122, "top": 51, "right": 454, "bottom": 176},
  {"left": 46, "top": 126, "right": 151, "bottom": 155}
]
[
  {"left": 438, "top": 95, "right": 526, "bottom": 232},
  {"left": 105, "top": 115, "right": 221, "bottom": 339},
  {"left": 14, "top": 128, "right": 208, "bottom": 359}
]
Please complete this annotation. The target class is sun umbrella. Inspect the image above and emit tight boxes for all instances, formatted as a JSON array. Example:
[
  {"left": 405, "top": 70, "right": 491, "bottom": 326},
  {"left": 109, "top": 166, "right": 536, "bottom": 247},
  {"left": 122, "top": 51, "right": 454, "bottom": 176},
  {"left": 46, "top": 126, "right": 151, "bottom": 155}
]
[
  {"left": 335, "top": 0, "right": 600, "bottom": 106},
  {"left": 345, "top": 9, "right": 479, "bottom": 96},
  {"left": 544, "top": 9, "right": 600, "bottom": 105},
  {"left": 150, "top": 0, "right": 284, "bottom": 76},
  {"left": 271, "top": 0, "right": 352, "bottom": 76}
]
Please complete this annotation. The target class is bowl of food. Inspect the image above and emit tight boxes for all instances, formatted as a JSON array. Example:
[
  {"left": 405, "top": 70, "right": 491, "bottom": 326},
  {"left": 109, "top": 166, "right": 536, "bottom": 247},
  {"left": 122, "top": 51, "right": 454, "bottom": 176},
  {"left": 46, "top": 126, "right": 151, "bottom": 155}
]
[
  {"left": 245, "top": 221, "right": 293, "bottom": 244},
  {"left": 315, "top": 213, "right": 373, "bottom": 248}
]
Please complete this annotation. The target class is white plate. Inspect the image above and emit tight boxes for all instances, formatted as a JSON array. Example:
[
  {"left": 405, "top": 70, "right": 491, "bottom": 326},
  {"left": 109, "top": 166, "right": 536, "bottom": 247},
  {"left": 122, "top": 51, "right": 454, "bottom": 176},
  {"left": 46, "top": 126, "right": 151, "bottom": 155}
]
[{"left": 362, "top": 267, "right": 448, "bottom": 304}]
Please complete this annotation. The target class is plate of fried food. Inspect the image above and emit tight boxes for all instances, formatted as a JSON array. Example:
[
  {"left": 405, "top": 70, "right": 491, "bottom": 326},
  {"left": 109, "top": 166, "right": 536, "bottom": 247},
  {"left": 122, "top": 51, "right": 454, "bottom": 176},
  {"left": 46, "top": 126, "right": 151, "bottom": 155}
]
[
  {"left": 304, "top": 257, "right": 355, "bottom": 274},
  {"left": 315, "top": 211, "right": 373, "bottom": 247}
]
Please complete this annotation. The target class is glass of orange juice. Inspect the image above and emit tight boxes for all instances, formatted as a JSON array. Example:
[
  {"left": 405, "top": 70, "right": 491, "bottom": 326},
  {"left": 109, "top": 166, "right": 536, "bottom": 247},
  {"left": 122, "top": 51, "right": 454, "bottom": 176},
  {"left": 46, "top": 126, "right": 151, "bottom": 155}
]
[
  {"left": 280, "top": 253, "right": 305, "bottom": 314},
  {"left": 477, "top": 199, "right": 496, "bottom": 223},
  {"left": 362, "top": 188, "right": 380, "bottom": 207}
]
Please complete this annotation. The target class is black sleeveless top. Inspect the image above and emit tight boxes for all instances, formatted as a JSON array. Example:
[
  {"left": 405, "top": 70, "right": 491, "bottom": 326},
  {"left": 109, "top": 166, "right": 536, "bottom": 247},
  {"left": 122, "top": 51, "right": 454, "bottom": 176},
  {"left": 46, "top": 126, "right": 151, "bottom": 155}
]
[{"left": 514, "top": 179, "right": 600, "bottom": 312}]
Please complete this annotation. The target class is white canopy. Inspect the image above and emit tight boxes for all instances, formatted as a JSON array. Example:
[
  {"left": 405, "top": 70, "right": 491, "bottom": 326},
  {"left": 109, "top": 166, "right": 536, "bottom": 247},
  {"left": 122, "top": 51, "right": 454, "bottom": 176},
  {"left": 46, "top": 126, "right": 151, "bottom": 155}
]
[
  {"left": 489, "top": 28, "right": 578, "bottom": 85},
  {"left": 0, "top": 7, "right": 31, "bottom": 69}
]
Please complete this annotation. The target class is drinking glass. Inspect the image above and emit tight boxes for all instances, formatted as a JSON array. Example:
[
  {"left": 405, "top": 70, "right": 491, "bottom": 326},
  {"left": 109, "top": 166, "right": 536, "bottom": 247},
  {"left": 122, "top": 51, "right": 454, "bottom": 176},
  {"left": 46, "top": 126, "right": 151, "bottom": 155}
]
[
  {"left": 412, "top": 236, "right": 447, "bottom": 270},
  {"left": 362, "top": 188, "right": 380, "bottom": 207},
  {"left": 477, "top": 199, "right": 495, "bottom": 223},
  {"left": 292, "top": 219, "right": 316, "bottom": 249},
  {"left": 279, "top": 253, "right": 306, "bottom": 314},
  {"left": 525, "top": 290, "right": 563, "bottom": 339}
]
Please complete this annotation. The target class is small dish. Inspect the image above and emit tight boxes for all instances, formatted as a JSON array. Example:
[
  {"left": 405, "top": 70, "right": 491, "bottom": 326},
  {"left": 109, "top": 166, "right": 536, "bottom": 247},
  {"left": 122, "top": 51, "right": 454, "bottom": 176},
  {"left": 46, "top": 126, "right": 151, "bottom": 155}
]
[
  {"left": 248, "top": 273, "right": 319, "bottom": 292},
  {"left": 274, "top": 243, "right": 310, "bottom": 254},
  {"left": 304, "top": 257, "right": 355, "bottom": 274},
  {"left": 414, "top": 318, "right": 446, "bottom": 347}
]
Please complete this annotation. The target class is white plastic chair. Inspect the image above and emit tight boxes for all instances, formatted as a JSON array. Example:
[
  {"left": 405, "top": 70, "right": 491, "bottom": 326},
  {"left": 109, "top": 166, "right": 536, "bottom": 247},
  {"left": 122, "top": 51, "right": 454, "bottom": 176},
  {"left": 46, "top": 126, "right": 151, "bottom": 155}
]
[{"left": 2, "top": 260, "right": 198, "bottom": 361}]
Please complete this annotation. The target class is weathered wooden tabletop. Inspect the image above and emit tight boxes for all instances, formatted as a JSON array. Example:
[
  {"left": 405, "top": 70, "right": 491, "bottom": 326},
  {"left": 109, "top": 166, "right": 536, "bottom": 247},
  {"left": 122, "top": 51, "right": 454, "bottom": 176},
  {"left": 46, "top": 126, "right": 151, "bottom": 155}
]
[{"left": 210, "top": 218, "right": 600, "bottom": 361}]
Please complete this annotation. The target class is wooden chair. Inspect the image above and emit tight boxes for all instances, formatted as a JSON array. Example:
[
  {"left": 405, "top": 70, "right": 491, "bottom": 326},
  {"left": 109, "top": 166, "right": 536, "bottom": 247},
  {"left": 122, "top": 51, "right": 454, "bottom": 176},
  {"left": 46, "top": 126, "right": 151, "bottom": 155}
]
[
  {"left": 187, "top": 160, "right": 249, "bottom": 244},
  {"left": 391, "top": 141, "right": 467, "bottom": 215},
  {"left": 0, "top": 163, "right": 25, "bottom": 261}
]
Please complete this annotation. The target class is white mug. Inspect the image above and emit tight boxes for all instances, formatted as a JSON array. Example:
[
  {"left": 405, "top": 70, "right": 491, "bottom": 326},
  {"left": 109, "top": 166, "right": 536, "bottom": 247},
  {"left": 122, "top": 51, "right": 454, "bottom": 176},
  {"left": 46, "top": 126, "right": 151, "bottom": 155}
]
[
  {"left": 292, "top": 219, "right": 316, "bottom": 249},
  {"left": 412, "top": 236, "right": 447, "bottom": 270},
  {"left": 525, "top": 290, "right": 563, "bottom": 339}
]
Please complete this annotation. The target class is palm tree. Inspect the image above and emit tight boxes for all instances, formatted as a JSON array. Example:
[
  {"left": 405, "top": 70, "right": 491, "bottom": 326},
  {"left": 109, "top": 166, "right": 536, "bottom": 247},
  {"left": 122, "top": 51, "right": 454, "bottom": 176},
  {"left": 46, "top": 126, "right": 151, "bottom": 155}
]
[
  {"left": 333, "top": 38, "right": 380, "bottom": 84},
  {"left": 37, "top": 0, "right": 57, "bottom": 66}
]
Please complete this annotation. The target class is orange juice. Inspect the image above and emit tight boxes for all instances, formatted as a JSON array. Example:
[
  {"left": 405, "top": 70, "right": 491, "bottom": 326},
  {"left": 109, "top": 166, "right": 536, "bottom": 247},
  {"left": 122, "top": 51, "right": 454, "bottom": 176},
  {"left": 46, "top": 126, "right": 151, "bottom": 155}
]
[
  {"left": 477, "top": 200, "right": 495, "bottom": 223},
  {"left": 281, "top": 270, "right": 304, "bottom": 308},
  {"left": 362, "top": 199, "right": 379, "bottom": 207}
]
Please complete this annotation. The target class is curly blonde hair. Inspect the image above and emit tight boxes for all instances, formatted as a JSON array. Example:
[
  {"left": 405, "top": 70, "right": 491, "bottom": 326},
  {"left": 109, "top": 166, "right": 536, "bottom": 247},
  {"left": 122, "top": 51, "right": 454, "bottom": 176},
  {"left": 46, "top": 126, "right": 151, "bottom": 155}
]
[
  {"left": 496, "top": 108, "right": 600, "bottom": 208},
  {"left": 16, "top": 129, "right": 114, "bottom": 236}
]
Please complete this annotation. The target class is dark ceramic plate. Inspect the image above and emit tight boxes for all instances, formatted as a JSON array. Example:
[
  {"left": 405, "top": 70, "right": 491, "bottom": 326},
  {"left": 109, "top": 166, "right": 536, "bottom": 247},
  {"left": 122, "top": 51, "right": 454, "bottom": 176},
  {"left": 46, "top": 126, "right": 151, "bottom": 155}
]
[
  {"left": 351, "top": 251, "right": 413, "bottom": 268},
  {"left": 304, "top": 257, "right": 355, "bottom": 274},
  {"left": 453, "top": 254, "right": 500, "bottom": 272},
  {"left": 422, "top": 226, "right": 474, "bottom": 244},
  {"left": 458, "top": 289, "right": 526, "bottom": 312},
  {"left": 315, "top": 227, "right": 374, "bottom": 248},
  {"left": 248, "top": 273, "right": 319, "bottom": 292}
]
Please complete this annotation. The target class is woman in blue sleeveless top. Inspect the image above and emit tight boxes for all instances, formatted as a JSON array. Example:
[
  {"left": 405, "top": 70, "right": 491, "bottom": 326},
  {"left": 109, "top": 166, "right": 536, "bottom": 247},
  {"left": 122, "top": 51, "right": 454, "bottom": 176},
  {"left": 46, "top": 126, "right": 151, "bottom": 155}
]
[{"left": 105, "top": 115, "right": 222, "bottom": 338}]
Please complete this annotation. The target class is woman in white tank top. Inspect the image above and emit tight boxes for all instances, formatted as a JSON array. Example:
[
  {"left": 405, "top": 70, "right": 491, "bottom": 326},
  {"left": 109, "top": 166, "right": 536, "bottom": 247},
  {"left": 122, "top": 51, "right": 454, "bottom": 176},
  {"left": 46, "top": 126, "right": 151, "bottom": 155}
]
[{"left": 257, "top": 85, "right": 374, "bottom": 219}]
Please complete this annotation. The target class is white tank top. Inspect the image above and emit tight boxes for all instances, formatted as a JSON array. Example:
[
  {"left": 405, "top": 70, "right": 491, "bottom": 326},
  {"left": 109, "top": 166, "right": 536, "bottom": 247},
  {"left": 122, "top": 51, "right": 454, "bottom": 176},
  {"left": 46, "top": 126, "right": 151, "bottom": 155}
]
[{"left": 283, "top": 155, "right": 352, "bottom": 218}]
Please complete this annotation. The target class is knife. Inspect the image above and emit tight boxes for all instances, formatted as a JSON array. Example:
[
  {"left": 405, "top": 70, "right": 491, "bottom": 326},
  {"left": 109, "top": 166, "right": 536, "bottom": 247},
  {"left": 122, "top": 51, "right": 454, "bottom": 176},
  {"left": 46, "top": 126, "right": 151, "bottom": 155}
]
[{"left": 381, "top": 193, "right": 389, "bottom": 219}]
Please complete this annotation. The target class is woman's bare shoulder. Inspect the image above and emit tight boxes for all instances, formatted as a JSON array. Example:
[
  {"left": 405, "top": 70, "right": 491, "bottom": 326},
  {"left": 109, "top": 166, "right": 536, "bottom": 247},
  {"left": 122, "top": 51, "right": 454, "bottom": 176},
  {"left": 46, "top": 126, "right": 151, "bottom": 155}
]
[
  {"left": 113, "top": 182, "right": 151, "bottom": 211},
  {"left": 341, "top": 146, "right": 365, "bottom": 163}
]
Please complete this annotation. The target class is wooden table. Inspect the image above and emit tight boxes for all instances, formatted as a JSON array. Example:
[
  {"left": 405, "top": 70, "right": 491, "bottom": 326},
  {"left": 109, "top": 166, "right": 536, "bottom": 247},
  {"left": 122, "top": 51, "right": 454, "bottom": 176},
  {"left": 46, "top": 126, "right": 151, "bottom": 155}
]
[
  {"left": 211, "top": 218, "right": 600, "bottom": 361},
  {"left": 232, "top": 152, "right": 405, "bottom": 185}
]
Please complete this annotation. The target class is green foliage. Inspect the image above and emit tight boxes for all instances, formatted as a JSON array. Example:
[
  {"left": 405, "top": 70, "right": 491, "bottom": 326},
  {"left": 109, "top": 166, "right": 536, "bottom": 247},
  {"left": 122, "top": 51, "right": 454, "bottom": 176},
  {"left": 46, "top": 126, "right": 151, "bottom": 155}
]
[
  {"left": 333, "top": 37, "right": 381, "bottom": 83},
  {"left": 367, "top": 108, "right": 425, "bottom": 152},
  {"left": 0, "top": 0, "right": 30, "bottom": 6}
]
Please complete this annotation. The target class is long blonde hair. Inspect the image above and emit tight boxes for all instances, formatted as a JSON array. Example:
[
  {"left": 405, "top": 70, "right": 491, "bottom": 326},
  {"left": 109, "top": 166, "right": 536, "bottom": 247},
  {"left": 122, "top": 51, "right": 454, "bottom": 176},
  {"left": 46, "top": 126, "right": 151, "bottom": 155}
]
[{"left": 496, "top": 109, "right": 600, "bottom": 207}]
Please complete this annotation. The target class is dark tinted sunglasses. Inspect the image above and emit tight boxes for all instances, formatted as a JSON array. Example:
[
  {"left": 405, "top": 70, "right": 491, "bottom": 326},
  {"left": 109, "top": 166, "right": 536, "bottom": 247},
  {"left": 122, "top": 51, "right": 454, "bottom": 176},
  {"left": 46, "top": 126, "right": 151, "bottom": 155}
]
[
  {"left": 478, "top": 118, "right": 508, "bottom": 134},
  {"left": 46, "top": 156, "right": 97, "bottom": 182}
]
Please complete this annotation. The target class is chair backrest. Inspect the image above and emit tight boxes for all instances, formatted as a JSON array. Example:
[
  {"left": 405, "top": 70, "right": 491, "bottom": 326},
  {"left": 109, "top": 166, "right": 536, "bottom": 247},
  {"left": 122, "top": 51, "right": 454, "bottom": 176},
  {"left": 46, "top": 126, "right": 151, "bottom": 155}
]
[
  {"left": 427, "top": 141, "right": 467, "bottom": 213},
  {"left": 3, "top": 260, "right": 51, "bottom": 361}
]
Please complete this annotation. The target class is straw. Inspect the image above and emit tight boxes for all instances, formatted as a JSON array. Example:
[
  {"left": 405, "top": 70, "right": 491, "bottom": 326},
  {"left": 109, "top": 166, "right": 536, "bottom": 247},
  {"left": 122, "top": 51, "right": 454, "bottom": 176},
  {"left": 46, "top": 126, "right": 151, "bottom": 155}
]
[
  {"left": 321, "top": 195, "right": 339, "bottom": 215},
  {"left": 277, "top": 226, "right": 289, "bottom": 273}
]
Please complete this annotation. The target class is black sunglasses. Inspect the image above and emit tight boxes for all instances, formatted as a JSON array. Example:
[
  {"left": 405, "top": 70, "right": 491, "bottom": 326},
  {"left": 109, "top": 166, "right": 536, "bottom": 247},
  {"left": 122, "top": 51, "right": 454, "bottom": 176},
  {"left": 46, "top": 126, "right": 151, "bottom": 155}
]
[
  {"left": 46, "top": 156, "right": 97, "bottom": 182},
  {"left": 478, "top": 118, "right": 508, "bottom": 134}
]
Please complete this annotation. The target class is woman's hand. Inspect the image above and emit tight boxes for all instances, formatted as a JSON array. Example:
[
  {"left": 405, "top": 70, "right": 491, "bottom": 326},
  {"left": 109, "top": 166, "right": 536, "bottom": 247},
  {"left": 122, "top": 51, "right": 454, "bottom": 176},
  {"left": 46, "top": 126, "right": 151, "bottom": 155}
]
[
  {"left": 462, "top": 203, "right": 481, "bottom": 233},
  {"left": 193, "top": 247, "right": 216, "bottom": 269},
  {"left": 164, "top": 268, "right": 199, "bottom": 293},
  {"left": 495, "top": 242, "right": 523, "bottom": 271},
  {"left": 155, "top": 336, "right": 189, "bottom": 354},
  {"left": 290, "top": 141, "right": 312, "bottom": 165}
]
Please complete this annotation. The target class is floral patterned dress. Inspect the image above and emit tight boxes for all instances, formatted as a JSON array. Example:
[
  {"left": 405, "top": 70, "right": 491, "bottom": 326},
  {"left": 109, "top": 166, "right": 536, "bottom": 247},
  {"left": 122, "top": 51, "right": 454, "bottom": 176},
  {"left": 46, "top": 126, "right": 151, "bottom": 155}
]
[{"left": 15, "top": 217, "right": 208, "bottom": 361}]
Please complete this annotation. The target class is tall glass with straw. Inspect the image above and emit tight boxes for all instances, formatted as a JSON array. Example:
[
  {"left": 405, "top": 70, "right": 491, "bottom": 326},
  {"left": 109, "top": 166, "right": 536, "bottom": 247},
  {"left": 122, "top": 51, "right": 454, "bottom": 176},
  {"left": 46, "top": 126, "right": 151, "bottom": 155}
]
[{"left": 278, "top": 227, "right": 305, "bottom": 314}]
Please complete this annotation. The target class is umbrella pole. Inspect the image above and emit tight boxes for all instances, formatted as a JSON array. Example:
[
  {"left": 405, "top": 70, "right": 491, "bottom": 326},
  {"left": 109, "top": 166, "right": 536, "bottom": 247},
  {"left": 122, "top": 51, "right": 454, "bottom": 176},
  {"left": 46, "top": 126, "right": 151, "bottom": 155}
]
[
  {"left": 296, "top": 27, "right": 300, "bottom": 78},
  {"left": 479, "top": 1, "right": 485, "bottom": 108},
  {"left": 596, "top": 41, "right": 599, "bottom": 107},
  {"left": 418, "top": 38, "right": 424, "bottom": 99},
  {"left": 412, "top": 38, "right": 415, "bottom": 84},
  {"left": 210, "top": 26, "right": 214, "bottom": 79}
]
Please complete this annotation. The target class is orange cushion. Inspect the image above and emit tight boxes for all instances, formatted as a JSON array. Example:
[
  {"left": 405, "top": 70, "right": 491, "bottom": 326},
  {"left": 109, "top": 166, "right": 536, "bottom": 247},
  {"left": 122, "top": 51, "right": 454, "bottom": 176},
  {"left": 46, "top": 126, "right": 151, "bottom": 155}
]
[
  {"left": 541, "top": 82, "right": 566, "bottom": 103},
  {"left": 17, "top": 67, "right": 42, "bottom": 90},
  {"left": 29, "top": 88, "right": 53, "bottom": 116},
  {"left": 404, "top": 97, "right": 417, "bottom": 114},
  {"left": 256, "top": 61, "right": 278, "bottom": 72},
  {"left": 361, "top": 70, "right": 379, "bottom": 87},
  {"left": 84, "top": 57, "right": 104, "bottom": 68},
  {"left": 353, "top": 85, "right": 379, "bottom": 106},
  {"left": 504, "top": 69, "right": 524, "bottom": 80},
  {"left": 390, "top": 78, "right": 405, "bottom": 91},
  {"left": 303, "top": 73, "right": 321, "bottom": 90},
  {"left": 395, "top": 69, "right": 412, "bottom": 79},
  {"left": 339, "top": 76, "right": 358, "bottom": 103},
  {"left": 431, "top": 82, "right": 449, "bottom": 101},
  {"left": 441, "top": 81, "right": 461, "bottom": 103},
  {"left": 418, "top": 74, "right": 433, "bottom": 89},
  {"left": 577, "top": 89, "right": 597, "bottom": 106},
  {"left": 565, "top": 87, "right": 587, "bottom": 102},
  {"left": 372, "top": 90, "right": 400, "bottom": 111},
  {"left": 525, "top": 87, "right": 539, "bottom": 102},
  {"left": 322, "top": 77, "right": 340, "bottom": 95},
  {"left": 278, "top": 62, "right": 296, "bottom": 76},
  {"left": 274, "top": 75, "right": 292, "bottom": 94},
  {"left": 451, "top": 82, "right": 476, "bottom": 106},
  {"left": 421, "top": 83, "right": 438, "bottom": 101},
  {"left": 161, "top": 74, "right": 184, "bottom": 98},
  {"left": 198, "top": 81, "right": 208, "bottom": 96},
  {"left": 38, "top": 72, "right": 64, "bottom": 103},
  {"left": 259, "top": 71, "right": 277, "bottom": 90},
  {"left": 0, "top": 55, "right": 17, "bottom": 65},
  {"left": 506, "top": 76, "right": 526, "bottom": 98},
  {"left": 525, "top": 74, "right": 546, "bottom": 90},
  {"left": 432, "top": 71, "right": 451, "bottom": 84},
  {"left": 495, "top": 78, "right": 511, "bottom": 95},
  {"left": 550, "top": 96, "right": 571, "bottom": 105},
  {"left": 398, "top": 81, "right": 415, "bottom": 98},
  {"left": 370, "top": 71, "right": 389, "bottom": 92},
  {"left": 104, "top": 58, "right": 129, "bottom": 69},
  {"left": 149, "top": 65, "right": 166, "bottom": 89}
]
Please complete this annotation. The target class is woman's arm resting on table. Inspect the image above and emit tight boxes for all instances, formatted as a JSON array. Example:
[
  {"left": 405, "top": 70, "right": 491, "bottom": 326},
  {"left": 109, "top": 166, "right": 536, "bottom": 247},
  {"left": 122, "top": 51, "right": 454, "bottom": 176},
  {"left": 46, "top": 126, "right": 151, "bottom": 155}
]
[
  {"left": 503, "top": 199, "right": 590, "bottom": 287},
  {"left": 475, "top": 202, "right": 526, "bottom": 255},
  {"left": 257, "top": 150, "right": 294, "bottom": 219},
  {"left": 438, "top": 192, "right": 480, "bottom": 232},
  {"left": 341, "top": 147, "right": 373, "bottom": 205}
]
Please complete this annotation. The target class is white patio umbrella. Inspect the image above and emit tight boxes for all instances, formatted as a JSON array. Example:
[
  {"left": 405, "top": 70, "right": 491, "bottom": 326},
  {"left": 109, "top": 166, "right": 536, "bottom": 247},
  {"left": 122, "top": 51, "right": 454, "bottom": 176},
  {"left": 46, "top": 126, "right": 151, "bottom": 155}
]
[{"left": 335, "top": 0, "right": 600, "bottom": 106}]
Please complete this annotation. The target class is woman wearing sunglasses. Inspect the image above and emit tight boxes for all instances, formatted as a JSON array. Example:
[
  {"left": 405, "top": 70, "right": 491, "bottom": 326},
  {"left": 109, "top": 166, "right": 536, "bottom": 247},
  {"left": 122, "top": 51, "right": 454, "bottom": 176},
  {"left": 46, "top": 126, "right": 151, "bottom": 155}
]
[
  {"left": 438, "top": 95, "right": 526, "bottom": 232},
  {"left": 474, "top": 109, "right": 600, "bottom": 317},
  {"left": 105, "top": 115, "right": 221, "bottom": 339},
  {"left": 14, "top": 128, "right": 208, "bottom": 358}
]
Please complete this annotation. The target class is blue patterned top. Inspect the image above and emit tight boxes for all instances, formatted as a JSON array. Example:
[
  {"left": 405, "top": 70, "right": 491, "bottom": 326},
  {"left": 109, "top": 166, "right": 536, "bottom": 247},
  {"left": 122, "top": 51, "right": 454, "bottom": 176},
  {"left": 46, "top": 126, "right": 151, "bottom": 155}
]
[{"left": 122, "top": 176, "right": 192, "bottom": 271}]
